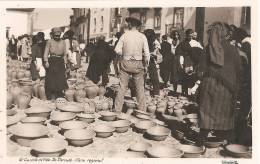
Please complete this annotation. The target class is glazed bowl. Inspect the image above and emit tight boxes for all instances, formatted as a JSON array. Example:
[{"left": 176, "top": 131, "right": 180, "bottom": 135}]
[
  {"left": 135, "top": 114, "right": 151, "bottom": 121},
  {"left": 50, "top": 112, "right": 75, "bottom": 125},
  {"left": 111, "top": 120, "right": 131, "bottom": 133},
  {"left": 129, "top": 141, "right": 152, "bottom": 153},
  {"left": 59, "top": 120, "right": 87, "bottom": 134},
  {"left": 117, "top": 113, "right": 132, "bottom": 121},
  {"left": 76, "top": 113, "right": 95, "bottom": 123},
  {"left": 99, "top": 111, "right": 117, "bottom": 121},
  {"left": 134, "top": 121, "right": 156, "bottom": 134},
  {"left": 7, "top": 109, "right": 17, "bottom": 116},
  {"left": 177, "top": 144, "right": 205, "bottom": 158},
  {"left": 147, "top": 145, "right": 184, "bottom": 158},
  {"left": 21, "top": 117, "right": 47, "bottom": 125},
  {"left": 7, "top": 115, "right": 21, "bottom": 127},
  {"left": 134, "top": 110, "right": 150, "bottom": 116},
  {"left": 9, "top": 123, "right": 49, "bottom": 147},
  {"left": 55, "top": 98, "right": 68, "bottom": 110},
  {"left": 25, "top": 106, "right": 52, "bottom": 118},
  {"left": 59, "top": 103, "right": 85, "bottom": 113},
  {"left": 225, "top": 144, "right": 251, "bottom": 158},
  {"left": 94, "top": 124, "right": 115, "bottom": 138},
  {"left": 31, "top": 138, "right": 68, "bottom": 157},
  {"left": 64, "top": 129, "right": 96, "bottom": 147},
  {"left": 204, "top": 136, "right": 224, "bottom": 148},
  {"left": 146, "top": 126, "right": 170, "bottom": 141}
]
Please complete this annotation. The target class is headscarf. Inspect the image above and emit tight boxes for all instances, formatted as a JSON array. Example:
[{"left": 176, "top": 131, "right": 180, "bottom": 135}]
[{"left": 207, "top": 22, "right": 229, "bottom": 66}]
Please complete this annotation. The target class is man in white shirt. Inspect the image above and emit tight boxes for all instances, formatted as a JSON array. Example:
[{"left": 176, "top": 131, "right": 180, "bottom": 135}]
[{"left": 114, "top": 17, "right": 150, "bottom": 112}]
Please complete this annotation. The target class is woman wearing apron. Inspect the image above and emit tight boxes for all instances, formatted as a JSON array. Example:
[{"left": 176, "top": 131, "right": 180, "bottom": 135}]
[{"left": 43, "top": 27, "right": 68, "bottom": 100}]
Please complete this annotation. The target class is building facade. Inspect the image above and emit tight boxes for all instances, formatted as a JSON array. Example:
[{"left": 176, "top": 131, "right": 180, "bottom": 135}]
[{"left": 70, "top": 7, "right": 250, "bottom": 44}]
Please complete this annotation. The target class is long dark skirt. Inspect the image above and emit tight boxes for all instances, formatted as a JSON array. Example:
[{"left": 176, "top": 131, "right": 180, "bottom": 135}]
[
  {"left": 30, "top": 61, "right": 40, "bottom": 81},
  {"left": 199, "top": 77, "right": 236, "bottom": 130},
  {"left": 45, "top": 57, "right": 68, "bottom": 97}
]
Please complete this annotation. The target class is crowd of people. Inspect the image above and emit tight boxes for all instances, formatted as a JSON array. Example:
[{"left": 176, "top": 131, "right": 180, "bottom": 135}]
[{"left": 6, "top": 16, "right": 251, "bottom": 147}]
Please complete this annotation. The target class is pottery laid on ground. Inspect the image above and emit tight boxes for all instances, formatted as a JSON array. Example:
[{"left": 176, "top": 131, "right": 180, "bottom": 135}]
[
  {"left": 8, "top": 123, "right": 49, "bottom": 147},
  {"left": 64, "top": 129, "right": 96, "bottom": 147},
  {"left": 30, "top": 138, "right": 68, "bottom": 157},
  {"left": 84, "top": 82, "right": 99, "bottom": 99},
  {"left": 25, "top": 105, "right": 52, "bottom": 118},
  {"left": 65, "top": 87, "right": 76, "bottom": 102},
  {"left": 17, "top": 92, "right": 31, "bottom": 109}
]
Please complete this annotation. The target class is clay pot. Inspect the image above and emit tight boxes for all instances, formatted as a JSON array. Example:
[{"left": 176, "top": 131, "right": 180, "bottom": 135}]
[
  {"left": 11, "top": 71, "right": 17, "bottom": 80},
  {"left": 74, "top": 89, "right": 86, "bottom": 102},
  {"left": 37, "top": 84, "right": 47, "bottom": 100},
  {"left": 7, "top": 92, "right": 13, "bottom": 109},
  {"left": 10, "top": 85, "right": 22, "bottom": 105},
  {"left": 98, "top": 86, "right": 106, "bottom": 97},
  {"left": 33, "top": 82, "right": 40, "bottom": 98},
  {"left": 85, "top": 84, "right": 99, "bottom": 99},
  {"left": 16, "top": 71, "right": 25, "bottom": 79},
  {"left": 17, "top": 92, "right": 31, "bottom": 109},
  {"left": 24, "top": 71, "right": 31, "bottom": 78},
  {"left": 21, "top": 82, "right": 33, "bottom": 96},
  {"left": 147, "top": 105, "right": 157, "bottom": 114},
  {"left": 101, "top": 101, "right": 110, "bottom": 111},
  {"left": 65, "top": 88, "right": 75, "bottom": 102}
]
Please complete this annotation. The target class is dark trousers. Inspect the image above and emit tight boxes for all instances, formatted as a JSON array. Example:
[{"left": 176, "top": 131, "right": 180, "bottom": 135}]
[{"left": 147, "top": 61, "right": 160, "bottom": 95}]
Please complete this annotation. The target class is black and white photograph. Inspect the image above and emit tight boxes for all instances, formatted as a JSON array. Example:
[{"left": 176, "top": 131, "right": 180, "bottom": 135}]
[{"left": 2, "top": 1, "right": 258, "bottom": 163}]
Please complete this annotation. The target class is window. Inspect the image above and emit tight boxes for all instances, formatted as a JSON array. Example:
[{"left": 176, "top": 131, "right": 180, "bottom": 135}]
[
  {"left": 173, "top": 8, "right": 184, "bottom": 30},
  {"left": 101, "top": 16, "right": 104, "bottom": 32},
  {"left": 241, "top": 7, "right": 250, "bottom": 26},
  {"left": 94, "top": 18, "right": 96, "bottom": 32}
]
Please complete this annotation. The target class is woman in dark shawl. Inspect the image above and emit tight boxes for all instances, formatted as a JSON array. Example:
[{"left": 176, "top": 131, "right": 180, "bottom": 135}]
[
  {"left": 198, "top": 22, "right": 241, "bottom": 144},
  {"left": 86, "top": 36, "right": 115, "bottom": 86}
]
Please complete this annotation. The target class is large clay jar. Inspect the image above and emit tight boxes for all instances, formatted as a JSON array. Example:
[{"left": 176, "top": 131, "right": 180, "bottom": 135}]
[
  {"left": 17, "top": 92, "right": 31, "bottom": 109},
  {"left": 38, "top": 83, "right": 47, "bottom": 100},
  {"left": 7, "top": 92, "right": 13, "bottom": 109},
  {"left": 11, "top": 71, "right": 17, "bottom": 80},
  {"left": 65, "top": 87, "right": 75, "bottom": 102},
  {"left": 85, "top": 84, "right": 99, "bottom": 99},
  {"left": 10, "top": 85, "right": 22, "bottom": 105},
  {"left": 24, "top": 70, "right": 31, "bottom": 78},
  {"left": 20, "top": 82, "right": 33, "bottom": 96},
  {"left": 98, "top": 86, "right": 106, "bottom": 98},
  {"left": 74, "top": 89, "right": 86, "bottom": 102},
  {"left": 32, "top": 82, "right": 40, "bottom": 98},
  {"left": 16, "top": 71, "right": 25, "bottom": 79}
]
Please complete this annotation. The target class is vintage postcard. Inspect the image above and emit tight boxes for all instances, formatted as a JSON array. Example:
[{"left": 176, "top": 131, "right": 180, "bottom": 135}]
[{"left": 0, "top": 0, "right": 258, "bottom": 164}]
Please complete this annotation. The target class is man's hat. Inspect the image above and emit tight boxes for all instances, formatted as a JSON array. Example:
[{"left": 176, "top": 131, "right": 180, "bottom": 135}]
[{"left": 125, "top": 17, "right": 142, "bottom": 27}]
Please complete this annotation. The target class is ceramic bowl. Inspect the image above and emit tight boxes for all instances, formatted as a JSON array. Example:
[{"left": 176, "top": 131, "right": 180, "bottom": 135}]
[
  {"left": 146, "top": 126, "right": 170, "bottom": 141},
  {"left": 171, "top": 129, "right": 185, "bottom": 140},
  {"left": 7, "top": 115, "right": 21, "bottom": 127},
  {"left": 111, "top": 120, "right": 131, "bottom": 133},
  {"left": 134, "top": 121, "right": 156, "bottom": 134},
  {"left": 204, "top": 136, "right": 224, "bottom": 148},
  {"left": 94, "top": 124, "right": 115, "bottom": 138},
  {"left": 147, "top": 145, "right": 184, "bottom": 158},
  {"left": 151, "top": 119, "right": 166, "bottom": 127},
  {"left": 21, "top": 117, "right": 47, "bottom": 125},
  {"left": 124, "top": 100, "right": 137, "bottom": 109},
  {"left": 225, "top": 144, "right": 251, "bottom": 158},
  {"left": 129, "top": 117, "right": 140, "bottom": 128},
  {"left": 129, "top": 141, "right": 152, "bottom": 152},
  {"left": 9, "top": 123, "right": 49, "bottom": 147},
  {"left": 186, "top": 113, "right": 198, "bottom": 119},
  {"left": 59, "top": 103, "right": 85, "bottom": 113},
  {"left": 64, "top": 129, "right": 96, "bottom": 147},
  {"left": 135, "top": 114, "right": 151, "bottom": 120},
  {"left": 177, "top": 144, "right": 205, "bottom": 158},
  {"left": 50, "top": 112, "right": 75, "bottom": 125},
  {"left": 117, "top": 113, "right": 132, "bottom": 121},
  {"left": 134, "top": 110, "right": 150, "bottom": 116},
  {"left": 99, "top": 111, "right": 117, "bottom": 121},
  {"left": 55, "top": 98, "right": 68, "bottom": 110},
  {"left": 25, "top": 106, "right": 52, "bottom": 118},
  {"left": 59, "top": 120, "right": 87, "bottom": 133},
  {"left": 7, "top": 109, "right": 17, "bottom": 116},
  {"left": 31, "top": 138, "right": 68, "bottom": 157},
  {"left": 77, "top": 113, "right": 95, "bottom": 123}
]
